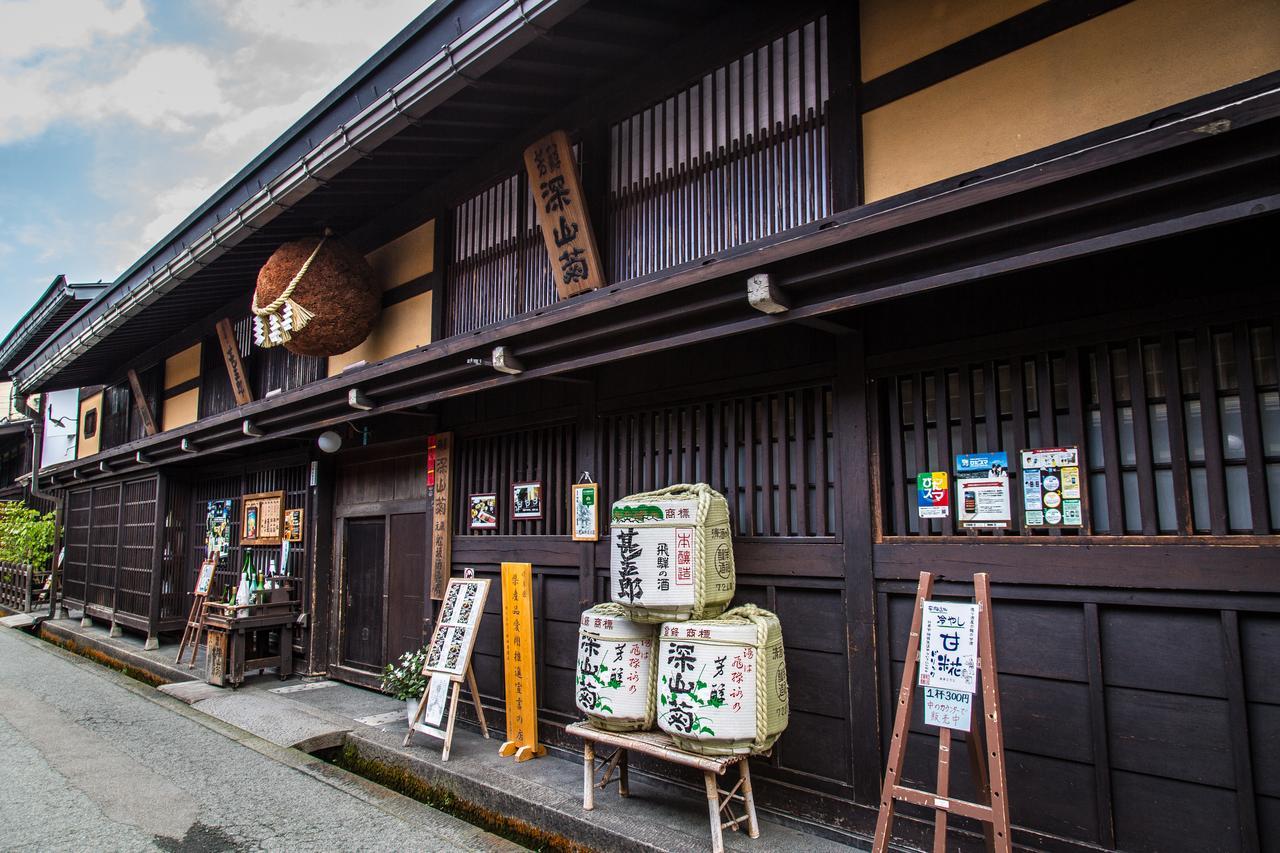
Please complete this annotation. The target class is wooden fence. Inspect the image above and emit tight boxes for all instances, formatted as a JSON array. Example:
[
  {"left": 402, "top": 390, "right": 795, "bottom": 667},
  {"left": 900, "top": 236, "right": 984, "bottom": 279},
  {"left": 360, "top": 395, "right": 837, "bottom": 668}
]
[{"left": 0, "top": 560, "right": 50, "bottom": 613}]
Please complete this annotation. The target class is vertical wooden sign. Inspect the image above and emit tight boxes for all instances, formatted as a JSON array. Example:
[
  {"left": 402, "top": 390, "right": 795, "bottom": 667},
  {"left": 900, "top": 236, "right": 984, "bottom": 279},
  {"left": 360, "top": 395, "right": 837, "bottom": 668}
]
[
  {"left": 522, "top": 129, "right": 605, "bottom": 299},
  {"left": 428, "top": 432, "right": 453, "bottom": 601},
  {"left": 215, "top": 318, "right": 254, "bottom": 406},
  {"left": 499, "top": 561, "right": 546, "bottom": 762},
  {"left": 125, "top": 368, "right": 158, "bottom": 436}
]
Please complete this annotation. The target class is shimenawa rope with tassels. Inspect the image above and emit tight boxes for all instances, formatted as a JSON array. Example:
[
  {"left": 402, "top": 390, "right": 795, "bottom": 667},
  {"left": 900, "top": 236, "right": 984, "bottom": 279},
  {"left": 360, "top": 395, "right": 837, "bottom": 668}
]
[{"left": 251, "top": 231, "right": 328, "bottom": 347}]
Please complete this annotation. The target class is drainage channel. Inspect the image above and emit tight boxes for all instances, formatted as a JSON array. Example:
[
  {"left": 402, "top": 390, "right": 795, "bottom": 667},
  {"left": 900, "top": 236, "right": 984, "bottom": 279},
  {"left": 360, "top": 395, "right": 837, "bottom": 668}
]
[{"left": 313, "top": 737, "right": 591, "bottom": 853}]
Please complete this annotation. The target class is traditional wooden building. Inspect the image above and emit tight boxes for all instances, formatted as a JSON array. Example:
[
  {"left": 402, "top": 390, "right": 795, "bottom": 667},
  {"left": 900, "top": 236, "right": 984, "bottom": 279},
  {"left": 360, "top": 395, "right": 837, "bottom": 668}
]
[{"left": 9, "top": 1, "right": 1279, "bottom": 849}]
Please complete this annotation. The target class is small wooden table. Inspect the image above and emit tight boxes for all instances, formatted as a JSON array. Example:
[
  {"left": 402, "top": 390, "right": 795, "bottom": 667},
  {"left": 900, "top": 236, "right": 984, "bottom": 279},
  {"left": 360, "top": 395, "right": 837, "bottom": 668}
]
[
  {"left": 203, "top": 599, "right": 297, "bottom": 688},
  {"left": 565, "top": 722, "right": 761, "bottom": 853}
]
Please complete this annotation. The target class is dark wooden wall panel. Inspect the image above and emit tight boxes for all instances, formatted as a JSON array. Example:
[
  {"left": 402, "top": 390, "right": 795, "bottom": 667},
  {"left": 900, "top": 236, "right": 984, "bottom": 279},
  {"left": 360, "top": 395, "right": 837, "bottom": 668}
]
[{"left": 1111, "top": 771, "right": 1242, "bottom": 853}]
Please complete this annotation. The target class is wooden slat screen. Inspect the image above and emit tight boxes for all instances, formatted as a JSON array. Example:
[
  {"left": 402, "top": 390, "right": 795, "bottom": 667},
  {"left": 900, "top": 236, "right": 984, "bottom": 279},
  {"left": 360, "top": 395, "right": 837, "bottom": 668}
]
[
  {"left": 62, "top": 489, "right": 91, "bottom": 605},
  {"left": 875, "top": 321, "right": 1280, "bottom": 536},
  {"left": 445, "top": 170, "right": 557, "bottom": 337},
  {"left": 87, "top": 483, "right": 120, "bottom": 609},
  {"left": 113, "top": 478, "right": 159, "bottom": 620},
  {"left": 453, "top": 423, "right": 576, "bottom": 536},
  {"left": 600, "top": 383, "right": 835, "bottom": 538},
  {"left": 606, "top": 15, "right": 830, "bottom": 282}
]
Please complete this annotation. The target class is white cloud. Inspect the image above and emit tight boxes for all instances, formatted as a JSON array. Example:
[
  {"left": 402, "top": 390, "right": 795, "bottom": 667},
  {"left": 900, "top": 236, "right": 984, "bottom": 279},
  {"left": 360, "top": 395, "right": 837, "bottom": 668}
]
[{"left": 0, "top": 0, "right": 146, "bottom": 62}]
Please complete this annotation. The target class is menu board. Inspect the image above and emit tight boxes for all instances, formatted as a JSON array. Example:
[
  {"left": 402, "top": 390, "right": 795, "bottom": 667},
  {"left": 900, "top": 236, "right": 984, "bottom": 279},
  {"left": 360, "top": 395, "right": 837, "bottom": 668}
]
[
  {"left": 1020, "top": 447, "right": 1084, "bottom": 528},
  {"left": 423, "top": 577, "right": 490, "bottom": 680},
  {"left": 240, "top": 490, "right": 285, "bottom": 545}
]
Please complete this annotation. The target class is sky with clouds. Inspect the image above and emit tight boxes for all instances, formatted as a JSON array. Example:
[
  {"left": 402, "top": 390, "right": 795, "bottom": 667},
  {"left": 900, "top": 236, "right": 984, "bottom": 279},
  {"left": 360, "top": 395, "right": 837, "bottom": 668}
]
[{"left": 0, "top": 0, "right": 429, "bottom": 337}]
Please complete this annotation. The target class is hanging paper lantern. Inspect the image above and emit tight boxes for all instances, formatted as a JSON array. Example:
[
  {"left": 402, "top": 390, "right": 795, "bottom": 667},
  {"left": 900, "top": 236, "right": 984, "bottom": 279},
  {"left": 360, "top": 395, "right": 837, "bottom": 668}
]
[
  {"left": 656, "top": 605, "right": 789, "bottom": 756},
  {"left": 609, "top": 483, "right": 735, "bottom": 623},
  {"left": 575, "top": 603, "right": 657, "bottom": 732},
  {"left": 252, "top": 233, "right": 380, "bottom": 357}
]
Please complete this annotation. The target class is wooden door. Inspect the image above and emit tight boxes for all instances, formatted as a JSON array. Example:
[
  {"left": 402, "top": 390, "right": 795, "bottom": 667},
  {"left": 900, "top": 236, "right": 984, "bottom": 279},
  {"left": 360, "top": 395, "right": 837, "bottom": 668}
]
[
  {"left": 386, "top": 512, "right": 428, "bottom": 663},
  {"left": 341, "top": 516, "right": 386, "bottom": 671}
]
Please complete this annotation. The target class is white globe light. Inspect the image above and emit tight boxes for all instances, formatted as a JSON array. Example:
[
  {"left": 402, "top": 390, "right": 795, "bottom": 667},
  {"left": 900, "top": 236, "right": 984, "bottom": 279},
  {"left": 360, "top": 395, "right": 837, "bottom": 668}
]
[{"left": 317, "top": 430, "right": 343, "bottom": 453}]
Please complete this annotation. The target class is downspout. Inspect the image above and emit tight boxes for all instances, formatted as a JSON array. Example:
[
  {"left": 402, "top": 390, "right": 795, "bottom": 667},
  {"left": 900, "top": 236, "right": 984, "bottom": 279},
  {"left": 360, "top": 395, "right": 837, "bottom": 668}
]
[{"left": 17, "top": 393, "right": 61, "bottom": 621}]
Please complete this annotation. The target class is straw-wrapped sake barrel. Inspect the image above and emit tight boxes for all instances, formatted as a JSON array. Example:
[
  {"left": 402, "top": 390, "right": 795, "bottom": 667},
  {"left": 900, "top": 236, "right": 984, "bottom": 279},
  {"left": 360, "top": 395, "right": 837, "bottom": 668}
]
[
  {"left": 575, "top": 604, "right": 657, "bottom": 732},
  {"left": 609, "top": 484, "right": 735, "bottom": 623},
  {"left": 656, "top": 605, "right": 789, "bottom": 755}
]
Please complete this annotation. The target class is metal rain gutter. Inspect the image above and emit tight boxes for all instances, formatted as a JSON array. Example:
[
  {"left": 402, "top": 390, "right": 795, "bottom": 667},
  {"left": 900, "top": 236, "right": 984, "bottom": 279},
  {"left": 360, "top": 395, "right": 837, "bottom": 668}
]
[{"left": 14, "top": 0, "right": 583, "bottom": 395}]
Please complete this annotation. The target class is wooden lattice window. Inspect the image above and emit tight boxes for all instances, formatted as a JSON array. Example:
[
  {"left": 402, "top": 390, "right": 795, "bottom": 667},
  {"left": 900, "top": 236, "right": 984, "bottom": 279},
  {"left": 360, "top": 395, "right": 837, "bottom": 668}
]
[
  {"left": 445, "top": 170, "right": 557, "bottom": 337},
  {"left": 453, "top": 423, "right": 576, "bottom": 536},
  {"left": 599, "top": 384, "right": 835, "bottom": 538},
  {"left": 875, "top": 321, "right": 1280, "bottom": 537},
  {"left": 606, "top": 15, "right": 831, "bottom": 282}
]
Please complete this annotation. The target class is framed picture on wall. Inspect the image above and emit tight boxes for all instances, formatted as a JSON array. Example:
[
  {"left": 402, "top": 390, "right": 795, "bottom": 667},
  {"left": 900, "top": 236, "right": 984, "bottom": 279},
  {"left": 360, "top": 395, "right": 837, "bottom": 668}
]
[
  {"left": 240, "top": 490, "right": 285, "bottom": 545},
  {"left": 469, "top": 493, "right": 498, "bottom": 529},
  {"left": 512, "top": 481, "right": 543, "bottom": 520}
]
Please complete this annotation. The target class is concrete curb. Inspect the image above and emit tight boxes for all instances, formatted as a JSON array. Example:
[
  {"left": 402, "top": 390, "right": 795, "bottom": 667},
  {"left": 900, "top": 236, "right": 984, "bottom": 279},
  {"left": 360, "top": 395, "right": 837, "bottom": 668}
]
[{"left": 37, "top": 618, "right": 197, "bottom": 686}]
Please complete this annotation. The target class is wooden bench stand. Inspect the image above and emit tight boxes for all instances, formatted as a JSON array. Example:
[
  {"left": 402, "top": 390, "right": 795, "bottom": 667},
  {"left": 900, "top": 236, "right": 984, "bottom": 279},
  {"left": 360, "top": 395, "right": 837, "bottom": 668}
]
[{"left": 566, "top": 722, "right": 761, "bottom": 853}]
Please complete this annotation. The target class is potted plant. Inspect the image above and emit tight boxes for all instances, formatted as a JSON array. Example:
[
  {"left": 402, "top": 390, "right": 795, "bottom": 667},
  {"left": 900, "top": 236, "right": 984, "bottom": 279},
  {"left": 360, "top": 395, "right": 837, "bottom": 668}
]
[{"left": 382, "top": 647, "right": 429, "bottom": 724}]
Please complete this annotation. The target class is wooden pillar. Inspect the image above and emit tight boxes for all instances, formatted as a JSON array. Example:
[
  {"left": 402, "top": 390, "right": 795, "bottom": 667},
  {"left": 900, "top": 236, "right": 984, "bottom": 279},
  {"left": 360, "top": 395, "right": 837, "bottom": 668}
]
[
  {"left": 145, "top": 473, "right": 169, "bottom": 649},
  {"left": 309, "top": 454, "right": 336, "bottom": 673},
  {"left": 825, "top": 0, "right": 863, "bottom": 211},
  {"left": 835, "top": 330, "right": 883, "bottom": 804}
]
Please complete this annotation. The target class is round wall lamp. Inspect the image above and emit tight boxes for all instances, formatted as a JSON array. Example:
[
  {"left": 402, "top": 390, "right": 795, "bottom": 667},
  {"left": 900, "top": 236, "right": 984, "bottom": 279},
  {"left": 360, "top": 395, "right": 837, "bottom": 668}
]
[{"left": 317, "top": 430, "right": 343, "bottom": 453}]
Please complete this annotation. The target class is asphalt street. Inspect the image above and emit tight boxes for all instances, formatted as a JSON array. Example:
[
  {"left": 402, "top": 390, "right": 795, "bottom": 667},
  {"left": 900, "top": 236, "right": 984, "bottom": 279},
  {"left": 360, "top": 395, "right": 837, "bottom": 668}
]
[{"left": 0, "top": 627, "right": 520, "bottom": 852}]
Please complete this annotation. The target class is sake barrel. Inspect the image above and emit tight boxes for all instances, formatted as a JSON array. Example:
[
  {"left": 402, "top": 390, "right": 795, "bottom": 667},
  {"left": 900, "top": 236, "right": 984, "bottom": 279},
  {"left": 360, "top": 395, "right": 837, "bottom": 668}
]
[
  {"left": 575, "top": 604, "right": 657, "bottom": 732},
  {"left": 610, "top": 483, "right": 735, "bottom": 623},
  {"left": 656, "top": 605, "right": 789, "bottom": 756}
]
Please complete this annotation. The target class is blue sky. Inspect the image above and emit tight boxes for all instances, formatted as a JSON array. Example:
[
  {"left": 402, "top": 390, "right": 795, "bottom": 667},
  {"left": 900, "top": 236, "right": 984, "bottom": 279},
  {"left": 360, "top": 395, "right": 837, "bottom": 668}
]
[{"left": 0, "top": 0, "right": 427, "bottom": 338}]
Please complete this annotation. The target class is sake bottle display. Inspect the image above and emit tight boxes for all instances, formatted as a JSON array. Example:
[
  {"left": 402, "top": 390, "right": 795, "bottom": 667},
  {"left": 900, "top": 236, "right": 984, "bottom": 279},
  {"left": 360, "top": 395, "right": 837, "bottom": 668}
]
[
  {"left": 656, "top": 604, "right": 789, "bottom": 756},
  {"left": 575, "top": 604, "right": 657, "bottom": 732},
  {"left": 610, "top": 483, "right": 735, "bottom": 623}
]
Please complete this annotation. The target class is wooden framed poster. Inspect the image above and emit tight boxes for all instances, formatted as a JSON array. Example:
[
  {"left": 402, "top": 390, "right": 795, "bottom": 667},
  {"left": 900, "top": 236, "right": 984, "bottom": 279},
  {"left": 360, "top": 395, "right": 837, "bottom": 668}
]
[
  {"left": 571, "top": 482, "right": 599, "bottom": 541},
  {"left": 194, "top": 558, "right": 217, "bottom": 595},
  {"left": 469, "top": 493, "right": 498, "bottom": 529},
  {"left": 512, "top": 481, "right": 543, "bottom": 521},
  {"left": 240, "top": 490, "right": 285, "bottom": 545}
]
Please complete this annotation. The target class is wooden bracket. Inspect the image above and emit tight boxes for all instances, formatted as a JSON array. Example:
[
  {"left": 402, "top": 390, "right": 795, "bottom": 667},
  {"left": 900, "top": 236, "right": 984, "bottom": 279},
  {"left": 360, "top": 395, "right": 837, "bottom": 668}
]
[{"left": 126, "top": 368, "right": 158, "bottom": 436}]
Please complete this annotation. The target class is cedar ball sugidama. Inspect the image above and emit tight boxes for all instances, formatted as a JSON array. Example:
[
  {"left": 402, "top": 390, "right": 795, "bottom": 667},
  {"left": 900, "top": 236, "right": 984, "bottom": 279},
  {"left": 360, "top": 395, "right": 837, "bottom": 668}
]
[{"left": 253, "top": 235, "right": 380, "bottom": 357}]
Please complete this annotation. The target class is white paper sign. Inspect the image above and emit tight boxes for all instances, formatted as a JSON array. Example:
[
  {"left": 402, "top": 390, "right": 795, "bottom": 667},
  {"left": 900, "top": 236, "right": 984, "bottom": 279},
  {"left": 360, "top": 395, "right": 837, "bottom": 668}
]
[
  {"left": 918, "top": 601, "right": 978, "bottom": 693},
  {"left": 923, "top": 687, "right": 973, "bottom": 731},
  {"left": 424, "top": 673, "right": 450, "bottom": 727}
]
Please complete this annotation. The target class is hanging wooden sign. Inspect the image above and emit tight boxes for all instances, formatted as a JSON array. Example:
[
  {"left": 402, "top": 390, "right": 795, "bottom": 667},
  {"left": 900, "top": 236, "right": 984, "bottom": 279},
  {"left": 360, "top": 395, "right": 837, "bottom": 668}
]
[
  {"left": 215, "top": 318, "right": 254, "bottom": 407},
  {"left": 405, "top": 576, "right": 491, "bottom": 760},
  {"left": 873, "top": 571, "right": 1012, "bottom": 853},
  {"left": 522, "top": 129, "right": 605, "bottom": 299},
  {"left": 499, "top": 561, "right": 546, "bottom": 762},
  {"left": 428, "top": 432, "right": 453, "bottom": 600},
  {"left": 240, "top": 490, "right": 284, "bottom": 546}
]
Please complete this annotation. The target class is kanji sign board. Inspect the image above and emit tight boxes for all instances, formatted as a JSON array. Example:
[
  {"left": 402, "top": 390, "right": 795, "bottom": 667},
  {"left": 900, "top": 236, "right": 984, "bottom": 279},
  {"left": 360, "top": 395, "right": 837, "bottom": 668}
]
[{"left": 918, "top": 600, "right": 978, "bottom": 693}]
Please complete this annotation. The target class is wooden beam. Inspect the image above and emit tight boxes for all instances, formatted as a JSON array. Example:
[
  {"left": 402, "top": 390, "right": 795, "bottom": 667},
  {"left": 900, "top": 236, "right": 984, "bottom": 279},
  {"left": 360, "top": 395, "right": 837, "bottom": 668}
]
[
  {"left": 125, "top": 368, "right": 158, "bottom": 436},
  {"left": 215, "top": 318, "right": 254, "bottom": 407}
]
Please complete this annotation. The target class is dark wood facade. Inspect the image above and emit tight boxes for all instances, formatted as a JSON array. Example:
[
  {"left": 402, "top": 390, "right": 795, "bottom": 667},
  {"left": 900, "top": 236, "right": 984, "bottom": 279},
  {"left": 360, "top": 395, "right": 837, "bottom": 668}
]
[{"left": 17, "top": 2, "right": 1279, "bottom": 851}]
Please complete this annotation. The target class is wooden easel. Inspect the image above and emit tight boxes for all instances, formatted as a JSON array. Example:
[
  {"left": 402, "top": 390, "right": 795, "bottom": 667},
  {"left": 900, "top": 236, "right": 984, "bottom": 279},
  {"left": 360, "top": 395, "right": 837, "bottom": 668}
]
[
  {"left": 176, "top": 558, "right": 217, "bottom": 667},
  {"left": 873, "top": 571, "right": 1012, "bottom": 853},
  {"left": 404, "top": 576, "right": 492, "bottom": 761},
  {"left": 404, "top": 666, "right": 489, "bottom": 760}
]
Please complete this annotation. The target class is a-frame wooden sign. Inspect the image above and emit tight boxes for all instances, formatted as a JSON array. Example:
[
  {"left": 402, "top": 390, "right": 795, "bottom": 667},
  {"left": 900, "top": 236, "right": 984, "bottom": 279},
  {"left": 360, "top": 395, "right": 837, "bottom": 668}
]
[{"left": 873, "top": 571, "right": 1012, "bottom": 853}]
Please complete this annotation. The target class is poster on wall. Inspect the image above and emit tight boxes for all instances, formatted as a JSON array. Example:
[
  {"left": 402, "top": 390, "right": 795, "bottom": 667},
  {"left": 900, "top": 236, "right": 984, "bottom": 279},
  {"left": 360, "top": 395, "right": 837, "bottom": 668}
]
[
  {"left": 1020, "top": 446, "right": 1084, "bottom": 528},
  {"left": 206, "top": 500, "right": 232, "bottom": 557},
  {"left": 512, "top": 481, "right": 543, "bottom": 521},
  {"left": 571, "top": 482, "right": 599, "bottom": 542},
  {"left": 282, "top": 508, "right": 304, "bottom": 542},
  {"left": 954, "top": 452, "right": 1012, "bottom": 529},
  {"left": 916, "top": 471, "right": 950, "bottom": 519},
  {"left": 469, "top": 493, "right": 498, "bottom": 529},
  {"left": 240, "top": 491, "right": 285, "bottom": 545},
  {"left": 423, "top": 577, "right": 490, "bottom": 679}
]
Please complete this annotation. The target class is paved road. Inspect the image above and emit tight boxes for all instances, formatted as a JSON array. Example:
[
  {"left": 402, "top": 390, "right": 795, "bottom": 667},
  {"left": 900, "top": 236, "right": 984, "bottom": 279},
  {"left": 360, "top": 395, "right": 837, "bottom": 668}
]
[{"left": 0, "top": 627, "right": 520, "bottom": 852}]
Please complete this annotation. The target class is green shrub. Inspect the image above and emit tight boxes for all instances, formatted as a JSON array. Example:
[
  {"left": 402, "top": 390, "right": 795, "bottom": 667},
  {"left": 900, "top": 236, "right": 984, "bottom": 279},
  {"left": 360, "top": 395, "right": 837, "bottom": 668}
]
[
  {"left": 381, "top": 646, "right": 430, "bottom": 701},
  {"left": 0, "top": 502, "right": 56, "bottom": 568}
]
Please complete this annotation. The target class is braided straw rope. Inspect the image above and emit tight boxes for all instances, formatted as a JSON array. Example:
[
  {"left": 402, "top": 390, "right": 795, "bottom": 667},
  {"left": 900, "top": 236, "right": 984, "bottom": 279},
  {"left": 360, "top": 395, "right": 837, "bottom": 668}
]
[
  {"left": 717, "top": 604, "right": 774, "bottom": 754},
  {"left": 251, "top": 235, "right": 325, "bottom": 346}
]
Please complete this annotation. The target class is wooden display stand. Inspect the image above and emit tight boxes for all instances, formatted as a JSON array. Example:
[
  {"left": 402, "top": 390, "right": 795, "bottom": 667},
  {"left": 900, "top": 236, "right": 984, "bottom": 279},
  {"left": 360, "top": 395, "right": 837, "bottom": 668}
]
[
  {"left": 404, "top": 666, "right": 489, "bottom": 761},
  {"left": 873, "top": 571, "right": 1012, "bottom": 853},
  {"left": 202, "top": 595, "right": 297, "bottom": 688},
  {"left": 566, "top": 723, "right": 760, "bottom": 853}
]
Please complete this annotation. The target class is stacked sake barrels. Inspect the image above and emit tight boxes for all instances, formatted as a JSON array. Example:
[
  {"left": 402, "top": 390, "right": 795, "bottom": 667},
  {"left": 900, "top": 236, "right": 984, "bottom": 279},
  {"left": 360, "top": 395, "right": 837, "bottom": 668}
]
[{"left": 575, "top": 483, "right": 789, "bottom": 756}]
